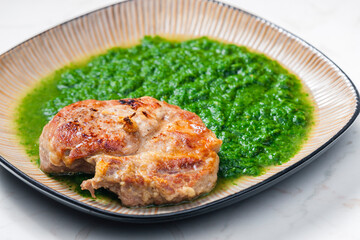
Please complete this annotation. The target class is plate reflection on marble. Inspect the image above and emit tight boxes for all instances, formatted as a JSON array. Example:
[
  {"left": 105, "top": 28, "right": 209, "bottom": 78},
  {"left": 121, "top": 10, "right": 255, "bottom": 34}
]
[{"left": 0, "top": 0, "right": 358, "bottom": 222}]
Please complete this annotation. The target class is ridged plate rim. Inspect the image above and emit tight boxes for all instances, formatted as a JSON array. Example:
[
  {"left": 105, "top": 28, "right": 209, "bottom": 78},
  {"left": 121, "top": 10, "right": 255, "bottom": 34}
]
[{"left": 0, "top": 0, "right": 358, "bottom": 222}]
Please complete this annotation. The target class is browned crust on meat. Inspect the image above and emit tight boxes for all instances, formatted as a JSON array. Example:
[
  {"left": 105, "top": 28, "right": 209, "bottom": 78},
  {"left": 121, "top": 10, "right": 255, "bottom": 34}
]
[{"left": 39, "top": 96, "right": 222, "bottom": 206}]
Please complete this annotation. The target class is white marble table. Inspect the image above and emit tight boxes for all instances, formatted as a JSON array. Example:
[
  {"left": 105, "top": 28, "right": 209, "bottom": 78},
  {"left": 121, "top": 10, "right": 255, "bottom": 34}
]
[{"left": 1, "top": 0, "right": 360, "bottom": 239}]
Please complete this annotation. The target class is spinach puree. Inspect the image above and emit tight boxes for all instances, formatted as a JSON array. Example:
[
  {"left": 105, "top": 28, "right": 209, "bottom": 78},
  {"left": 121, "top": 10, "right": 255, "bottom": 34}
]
[{"left": 16, "top": 36, "right": 313, "bottom": 181}]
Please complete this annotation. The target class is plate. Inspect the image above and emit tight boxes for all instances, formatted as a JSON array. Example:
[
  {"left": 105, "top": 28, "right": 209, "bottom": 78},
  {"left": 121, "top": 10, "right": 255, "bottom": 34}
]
[{"left": 0, "top": 0, "right": 358, "bottom": 223}]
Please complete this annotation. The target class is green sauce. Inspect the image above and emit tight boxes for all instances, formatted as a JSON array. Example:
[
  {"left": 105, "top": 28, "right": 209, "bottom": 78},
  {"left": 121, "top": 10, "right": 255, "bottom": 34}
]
[
  {"left": 51, "top": 173, "right": 119, "bottom": 202},
  {"left": 15, "top": 36, "right": 314, "bottom": 195}
]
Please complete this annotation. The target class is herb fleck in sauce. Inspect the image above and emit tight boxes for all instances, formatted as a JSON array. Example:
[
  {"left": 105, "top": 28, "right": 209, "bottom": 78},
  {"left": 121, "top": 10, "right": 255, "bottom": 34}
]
[{"left": 15, "top": 36, "right": 314, "bottom": 198}]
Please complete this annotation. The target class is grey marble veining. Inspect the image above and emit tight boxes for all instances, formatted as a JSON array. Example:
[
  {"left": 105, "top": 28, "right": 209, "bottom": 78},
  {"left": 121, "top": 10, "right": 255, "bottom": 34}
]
[{"left": 1, "top": 0, "right": 360, "bottom": 239}]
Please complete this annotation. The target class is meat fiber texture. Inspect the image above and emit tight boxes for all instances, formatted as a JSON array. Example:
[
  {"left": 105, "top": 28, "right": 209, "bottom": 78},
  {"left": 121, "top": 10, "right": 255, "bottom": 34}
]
[{"left": 39, "top": 97, "right": 222, "bottom": 207}]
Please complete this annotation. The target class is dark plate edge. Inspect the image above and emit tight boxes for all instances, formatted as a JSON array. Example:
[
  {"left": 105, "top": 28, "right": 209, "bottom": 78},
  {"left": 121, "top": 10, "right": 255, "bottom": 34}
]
[{"left": 0, "top": 0, "right": 359, "bottom": 223}]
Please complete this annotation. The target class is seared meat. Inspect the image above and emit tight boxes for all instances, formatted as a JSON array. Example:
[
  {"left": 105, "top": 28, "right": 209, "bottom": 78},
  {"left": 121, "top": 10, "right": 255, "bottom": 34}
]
[{"left": 39, "top": 96, "right": 222, "bottom": 206}]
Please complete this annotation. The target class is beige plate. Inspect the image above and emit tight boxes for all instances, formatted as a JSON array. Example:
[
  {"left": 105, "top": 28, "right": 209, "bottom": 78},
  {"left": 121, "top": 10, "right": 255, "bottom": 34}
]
[{"left": 0, "top": 0, "right": 358, "bottom": 223}]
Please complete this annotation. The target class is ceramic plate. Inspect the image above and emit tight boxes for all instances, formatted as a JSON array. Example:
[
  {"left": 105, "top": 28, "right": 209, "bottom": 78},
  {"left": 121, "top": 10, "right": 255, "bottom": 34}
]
[{"left": 0, "top": 0, "right": 358, "bottom": 223}]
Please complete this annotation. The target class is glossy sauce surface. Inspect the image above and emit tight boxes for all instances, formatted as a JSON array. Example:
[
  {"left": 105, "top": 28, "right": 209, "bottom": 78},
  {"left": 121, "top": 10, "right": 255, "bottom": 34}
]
[{"left": 16, "top": 36, "right": 314, "bottom": 198}]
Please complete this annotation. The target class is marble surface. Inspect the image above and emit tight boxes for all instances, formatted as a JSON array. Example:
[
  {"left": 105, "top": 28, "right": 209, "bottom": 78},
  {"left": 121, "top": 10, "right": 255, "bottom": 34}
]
[{"left": 1, "top": 0, "right": 360, "bottom": 239}]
